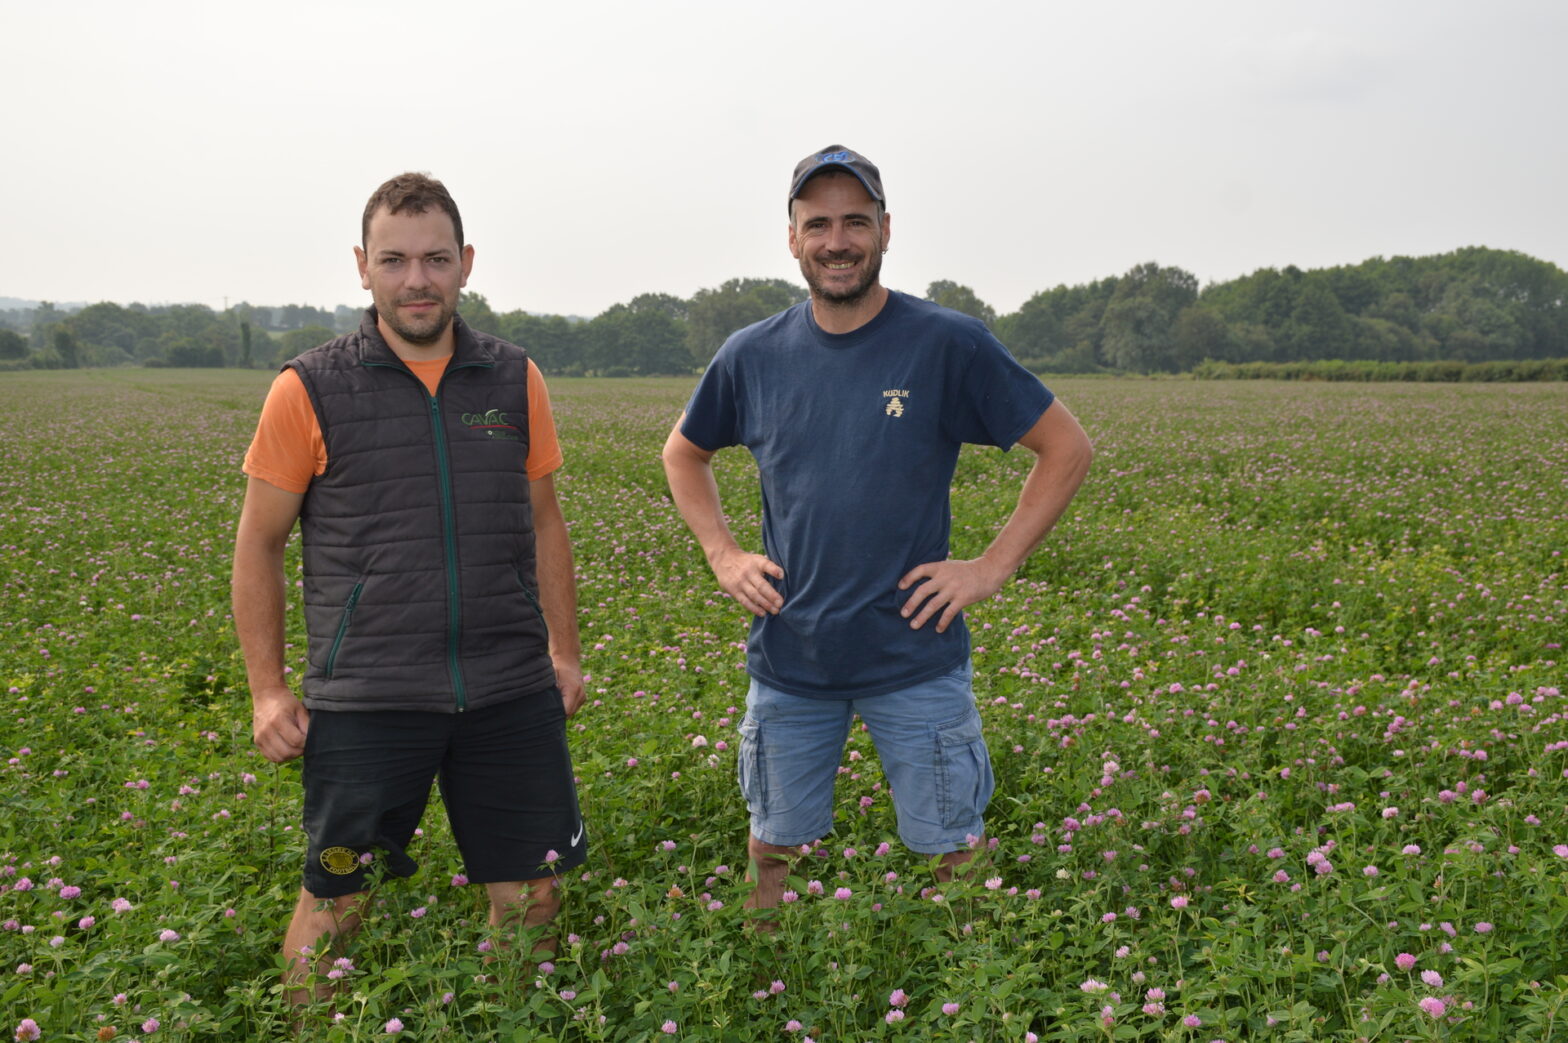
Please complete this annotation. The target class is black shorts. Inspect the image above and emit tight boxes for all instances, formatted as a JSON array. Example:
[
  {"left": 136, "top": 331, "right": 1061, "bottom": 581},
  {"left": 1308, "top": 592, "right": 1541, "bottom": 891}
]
[{"left": 300, "top": 689, "right": 587, "bottom": 898}]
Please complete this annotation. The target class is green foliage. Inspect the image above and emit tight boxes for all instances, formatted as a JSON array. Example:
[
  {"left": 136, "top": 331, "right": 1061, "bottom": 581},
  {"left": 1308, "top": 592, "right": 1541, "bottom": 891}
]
[
  {"left": 1199, "top": 248, "right": 1568, "bottom": 367},
  {"left": 52, "top": 327, "right": 80, "bottom": 368},
  {"left": 165, "top": 339, "right": 227, "bottom": 367},
  {"left": 1, "top": 372, "right": 1564, "bottom": 1040},
  {"left": 503, "top": 312, "right": 582, "bottom": 374},
  {"left": 578, "top": 301, "right": 690, "bottom": 376},
  {"left": 458, "top": 291, "right": 501, "bottom": 337},
  {"left": 0, "top": 328, "right": 27, "bottom": 359},
  {"left": 685, "top": 278, "right": 807, "bottom": 366},
  {"left": 926, "top": 280, "right": 998, "bottom": 327},
  {"left": 997, "top": 275, "right": 1119, "bottom": 371},
  {"left": 262, "top": 303, "right": 337, "bottom": 331},
  {"left": 6, "top": 246, "right": 1565, "bottom": 377},
  {"left": 275, "top": 325, "right": 338, "bottom": 364}
]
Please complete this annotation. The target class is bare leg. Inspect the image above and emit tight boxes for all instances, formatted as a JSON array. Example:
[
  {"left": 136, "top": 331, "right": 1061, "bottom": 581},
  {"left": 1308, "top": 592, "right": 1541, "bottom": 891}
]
[
  {"left": 281, "top": 888, "right": 367, "bottom": 1009},
  {"left": 745, "top": 832, "right": 801, "bottom": 913},
  {"left": 485, "top": 877, "right": 563, "bottom": 969},
  {"left": 928, "top": 835, "right": 987, "bottom": 884}
]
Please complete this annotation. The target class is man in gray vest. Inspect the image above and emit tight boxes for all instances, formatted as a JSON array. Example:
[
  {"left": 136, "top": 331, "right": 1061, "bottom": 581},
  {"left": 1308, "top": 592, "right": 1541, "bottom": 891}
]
[{"left": 232, "top": 173, "right": 585, "bottom": 1009}]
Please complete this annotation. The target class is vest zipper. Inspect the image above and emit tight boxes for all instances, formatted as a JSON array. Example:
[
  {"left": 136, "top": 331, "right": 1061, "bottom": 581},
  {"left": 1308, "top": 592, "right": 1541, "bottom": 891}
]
[
  {"left": 430, "top": 359, "right": 493, "bottom": 711},
  {"left": 427, "top": 389, "right": 467, "bottom": 711},
  {"left": 365, "top": 355, "right": 491, "bottom": 712},
  {"left": 324, "top": 580, "right": 364, "bottom": 679},
  {"left": 519, "top": 578, "right": 549, "bottom": 644}
]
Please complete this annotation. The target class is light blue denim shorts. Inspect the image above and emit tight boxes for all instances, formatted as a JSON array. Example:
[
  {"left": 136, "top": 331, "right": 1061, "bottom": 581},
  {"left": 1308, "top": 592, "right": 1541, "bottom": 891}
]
[{"left": 737, "top": 661, "right": 995, "bottom": 854}]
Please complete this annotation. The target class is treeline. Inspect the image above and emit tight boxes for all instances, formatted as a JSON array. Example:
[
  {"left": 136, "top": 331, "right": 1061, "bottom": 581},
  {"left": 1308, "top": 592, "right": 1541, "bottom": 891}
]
[
  {"left": 0, "top": 279, "right": 807, "bottom": 377},
  {"left": 993, "top": 247, "right": 1568, "bottom": 373},
  {"left": 0, "top": 300, "right": 359, "bottom": 372},
  {"left": 454, "top": 279, "right": 806, "bottom": 377},
  {"left": 2, "top": 248, "right": 1564, "bottom": 377}
]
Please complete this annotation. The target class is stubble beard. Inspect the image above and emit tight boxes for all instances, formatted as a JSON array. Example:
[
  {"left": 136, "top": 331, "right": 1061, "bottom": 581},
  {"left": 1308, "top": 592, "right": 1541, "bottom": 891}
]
[
  {"left": 802, "top": 248, "right": 883, "bottom": 310},
  {"left": 382, "top": 294, "right": 457, "bottom": 347}
]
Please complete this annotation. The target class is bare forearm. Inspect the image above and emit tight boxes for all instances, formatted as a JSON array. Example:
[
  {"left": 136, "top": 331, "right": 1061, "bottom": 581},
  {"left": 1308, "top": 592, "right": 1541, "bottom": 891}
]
[
  {"left": 662, "top": 423, "right": 784, "bottom": 616},
  {"left": 980, "top": 438, "right": 1093, "bottom": 576},
  {"left": 534, "top": 513, "right": 581, "bottom": 662},
  {"left": 232, "top": 541, "right": 291, "bottom": 695},
  {"left": 664, "top": 457, "right": 743, "bottom": 564}
]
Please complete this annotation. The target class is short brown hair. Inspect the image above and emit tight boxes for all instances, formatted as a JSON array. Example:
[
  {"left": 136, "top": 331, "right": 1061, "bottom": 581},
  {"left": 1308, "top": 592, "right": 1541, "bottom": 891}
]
[{"left": 361, "top": 172, "right": 464, "bottom": 248}]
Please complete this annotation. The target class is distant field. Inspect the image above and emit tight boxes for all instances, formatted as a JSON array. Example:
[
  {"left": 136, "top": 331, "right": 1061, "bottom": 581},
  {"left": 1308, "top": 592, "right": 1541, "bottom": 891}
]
[{"left": 2, "top": 370, "right": 1565, "bottom": 1041}]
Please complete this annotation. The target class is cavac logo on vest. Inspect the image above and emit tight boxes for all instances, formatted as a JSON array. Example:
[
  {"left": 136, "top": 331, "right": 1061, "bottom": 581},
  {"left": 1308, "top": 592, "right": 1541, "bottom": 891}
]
[
  {"left": 882, "top": 388, "right": 908, "bottom": 418},
  {"left": 461, "top": 408, "right": 520, "bottom": 441}
]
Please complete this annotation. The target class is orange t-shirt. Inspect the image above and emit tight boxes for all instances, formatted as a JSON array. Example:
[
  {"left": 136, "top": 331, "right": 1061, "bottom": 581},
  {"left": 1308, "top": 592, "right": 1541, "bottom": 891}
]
[{"left": 243, "top": 356, "right": 563, "bottom": 493}]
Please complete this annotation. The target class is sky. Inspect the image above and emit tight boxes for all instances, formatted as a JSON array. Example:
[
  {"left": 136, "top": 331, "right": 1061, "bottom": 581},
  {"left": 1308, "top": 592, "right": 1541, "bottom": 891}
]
[{"left": 4, "top": 0, "right": 1565, "bottom": 319}]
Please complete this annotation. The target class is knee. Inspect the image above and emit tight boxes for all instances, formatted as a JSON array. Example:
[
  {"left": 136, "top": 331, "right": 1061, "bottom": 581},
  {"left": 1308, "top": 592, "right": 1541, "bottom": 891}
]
[
  {"left": 524, "top": 879, "right": 562, "bottom": 925},
  {"left": 487, "top": 878, "right": 561, "bottom": 928},
  {"left": 288, "top": 890, "right": 366, "bottom": 955}
]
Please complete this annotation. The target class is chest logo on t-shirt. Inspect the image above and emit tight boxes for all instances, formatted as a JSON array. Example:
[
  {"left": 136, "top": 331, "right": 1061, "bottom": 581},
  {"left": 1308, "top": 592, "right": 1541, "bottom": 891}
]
[{"left": 882, "top": 389, "right": 909, "bottom": 418}]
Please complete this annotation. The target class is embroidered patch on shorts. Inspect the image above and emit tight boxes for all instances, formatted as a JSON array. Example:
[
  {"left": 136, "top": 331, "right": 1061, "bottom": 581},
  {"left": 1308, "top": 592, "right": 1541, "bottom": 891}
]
[{"left": 319, "top": 846, "right": 360, "bottom": 875}]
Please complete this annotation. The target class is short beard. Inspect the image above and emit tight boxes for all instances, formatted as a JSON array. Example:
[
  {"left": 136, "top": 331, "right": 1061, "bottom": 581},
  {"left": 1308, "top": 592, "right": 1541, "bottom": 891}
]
[
  {"left": 382, "top": 297, "right": 455, "bottom": 346},
  {"left": 801, "top": 249, "right": 883, "bottom": 309}
]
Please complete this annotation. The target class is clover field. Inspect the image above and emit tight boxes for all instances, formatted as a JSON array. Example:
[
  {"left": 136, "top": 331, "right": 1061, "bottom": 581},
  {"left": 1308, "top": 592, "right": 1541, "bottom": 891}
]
[{"left": 2, "top": 370, "right": 1566, "bottom": 1042}]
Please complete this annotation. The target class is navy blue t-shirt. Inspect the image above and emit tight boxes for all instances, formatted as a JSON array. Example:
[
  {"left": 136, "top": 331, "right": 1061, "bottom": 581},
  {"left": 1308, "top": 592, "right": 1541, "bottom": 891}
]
[{"left": 681, "top": 290, "right": 1054, "bottom": 699}]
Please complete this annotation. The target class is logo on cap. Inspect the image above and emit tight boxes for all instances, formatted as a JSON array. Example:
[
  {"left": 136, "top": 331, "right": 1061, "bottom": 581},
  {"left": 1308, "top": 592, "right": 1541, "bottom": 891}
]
[{"left": 820, "top": 151, "right": 851, "bottom": 164}]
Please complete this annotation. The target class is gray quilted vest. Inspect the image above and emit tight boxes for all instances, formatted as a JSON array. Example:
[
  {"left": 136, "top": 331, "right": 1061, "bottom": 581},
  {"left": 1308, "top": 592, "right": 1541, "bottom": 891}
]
[{"left": 286, "top": 309, "right": 555, "bottom": 712}]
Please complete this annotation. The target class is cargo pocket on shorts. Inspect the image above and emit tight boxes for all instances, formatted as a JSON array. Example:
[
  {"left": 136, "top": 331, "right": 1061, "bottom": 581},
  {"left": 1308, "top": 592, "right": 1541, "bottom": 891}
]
[
  {"left": 737, "top": 716, "right": 767, "bottom": 813},
  {"left": 934, "top": 710, "right": 995, "bottom": 831}
]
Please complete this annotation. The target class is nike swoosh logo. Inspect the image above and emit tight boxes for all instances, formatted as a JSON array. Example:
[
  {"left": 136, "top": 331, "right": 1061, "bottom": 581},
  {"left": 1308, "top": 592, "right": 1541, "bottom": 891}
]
[{"left": 570, "top": 822, "right": 584, "bottom": 848}]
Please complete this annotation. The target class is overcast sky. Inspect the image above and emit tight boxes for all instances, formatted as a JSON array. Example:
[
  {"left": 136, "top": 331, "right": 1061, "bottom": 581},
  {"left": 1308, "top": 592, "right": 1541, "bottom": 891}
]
[{"left": 4, "top": 0, "right": 1564, "bottom": 318}]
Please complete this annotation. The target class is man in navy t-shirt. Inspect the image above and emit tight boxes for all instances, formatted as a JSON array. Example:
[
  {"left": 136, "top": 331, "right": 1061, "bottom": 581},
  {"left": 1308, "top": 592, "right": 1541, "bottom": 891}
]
[{"left": 662, "top": 145, "right": 1093, "bottom": 912}]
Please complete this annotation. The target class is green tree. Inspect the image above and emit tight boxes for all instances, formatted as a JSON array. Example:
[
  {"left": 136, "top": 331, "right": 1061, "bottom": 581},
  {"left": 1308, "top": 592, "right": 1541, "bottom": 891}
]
[
  {"left": 580, "top": 303, "right": 689, "bottom": 375},
  {"left": 499, "top": 313, "right": 582, "bottom": 374},
  {"left": 67, "top": 302, "right": 157, "bottom": 359},
  {"left": 996, "top": 276, "right": 1119, "bottom": 368},
  {"left": 686, "top": 278, "right": 806, "bottom": 366},
  {"left": 1172, "top": 306, "right": 1233, "bottom": 367},
  {"left": 165, "top": 340, "right": 226, "bottom": 367},
  {"left": 459, "top": 292, "right": 501, "bottom": 336},
  {"left": 29, "top": 301, "right": 66, "bottom": 352},
  {"left": 626, "top": 292, "right": 690, "bottom": 321},
  {"left": 925, "top": 280, "right": 997, "bottom": 327},
  {"left": 993, "top": 301, "right": 1063, "bottom": 362},
  {"left": 276, "top": 325, "right": 337, "bottom": 363},
  {"left": 1100, "top": 297, "right": 1165, "bottom": 371},
  {"left": 1098, "top": 263, "right": 1197, "bottom": 371},
  {"left": 272, "top": 304, "right": 335, "bottom": 331},
  {"left": 0, "top": 329, "right": 27, "bottom": 359},
  {"left": 1281, "top": 278, "right": 1353, "bottom": 359},
  {"left": 52, "top": 328, "right": 80, "bottom": 369}
]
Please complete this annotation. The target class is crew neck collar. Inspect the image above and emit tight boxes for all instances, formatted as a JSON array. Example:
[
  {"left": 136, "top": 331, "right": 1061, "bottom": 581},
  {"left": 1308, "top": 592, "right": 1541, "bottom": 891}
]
[{"left": 803, "top": 289, "right": 903, "bottom": 346}]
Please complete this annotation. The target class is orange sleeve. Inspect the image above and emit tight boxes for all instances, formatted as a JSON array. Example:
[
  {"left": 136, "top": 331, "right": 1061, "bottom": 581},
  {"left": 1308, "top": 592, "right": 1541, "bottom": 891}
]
[
  {"left": 244, "top": 362, "right": 556, "bottom": 488},
  {"left": 242, "top": 369, "right": 325, "bottom": 494},
  {"left": 526, "top": 358, "right": 563, "bottom": 480}
]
